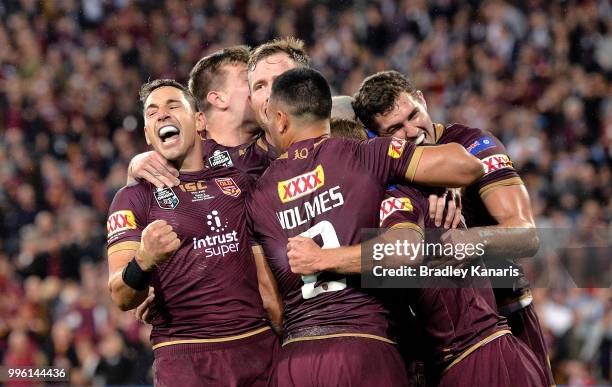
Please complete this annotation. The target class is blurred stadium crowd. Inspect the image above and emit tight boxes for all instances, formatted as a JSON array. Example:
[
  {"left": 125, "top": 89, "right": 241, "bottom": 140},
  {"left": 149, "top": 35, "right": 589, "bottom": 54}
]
[{"left": 0, "top": 0, "right": 609, "bottom": 385}]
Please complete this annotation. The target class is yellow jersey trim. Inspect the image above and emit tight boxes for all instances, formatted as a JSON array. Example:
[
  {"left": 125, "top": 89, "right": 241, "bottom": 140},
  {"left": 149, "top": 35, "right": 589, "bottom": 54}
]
[
  {"left": 283, "top": 333, "right": 396, "bottom": 346},
  {"left": 388, "top": 222, "right": 424, "bottom": 238},
  {"left": 405, "top": 147, "right": 425, "bottom": 182},
  {"left": 152, "top": 326, "right": 271, "bottom": 350},
  {"left": 443, "top": 329, "right": 512, "bottom": 374},
  {"left": 478, "top": 177, "right": 524, "bottom": 198},
  {"left": 107, "top": 241, "right": 140, "bottom": 256}
]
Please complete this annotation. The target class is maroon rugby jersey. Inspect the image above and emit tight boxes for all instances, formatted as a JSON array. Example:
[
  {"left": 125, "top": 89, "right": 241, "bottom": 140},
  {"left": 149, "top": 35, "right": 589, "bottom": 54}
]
[
  {"left": 434, "top": 123, "right": 530, "bottom": 313},
  {"left": 203, "top": 133, "right": 278, "bottom": 177},
  {"left": 107, "top": 168, "right": 267, "bottom": 347},
  {"left": 247, "top": 135, "right": 423, "bottom": 343},
  {"left": 380, "top": 184, "right": 510, "bottom": 372}
]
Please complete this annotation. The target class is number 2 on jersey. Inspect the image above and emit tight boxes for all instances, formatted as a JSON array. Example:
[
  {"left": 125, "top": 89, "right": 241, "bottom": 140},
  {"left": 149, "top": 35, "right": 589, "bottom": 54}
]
[{"left": 299, "top": 221, "right": 347, "bottom": 299}]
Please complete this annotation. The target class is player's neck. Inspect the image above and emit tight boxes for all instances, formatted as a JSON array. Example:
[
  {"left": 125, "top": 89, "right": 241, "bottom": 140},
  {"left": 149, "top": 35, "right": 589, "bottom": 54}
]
[
  {"left": 290, "top": 120, "right": 330, "bottom": 146},
  {"left": 206, "top": 111, "right": 258, "bottom": 147},
  {"left": 175, "top": 141, "right": 204, "bottom": 172}
]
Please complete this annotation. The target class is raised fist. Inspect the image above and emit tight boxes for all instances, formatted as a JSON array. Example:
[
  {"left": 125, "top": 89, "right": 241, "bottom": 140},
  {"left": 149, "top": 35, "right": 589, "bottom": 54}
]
[{"left": 137, "top": 220, "right": 180, "bottom": 271}]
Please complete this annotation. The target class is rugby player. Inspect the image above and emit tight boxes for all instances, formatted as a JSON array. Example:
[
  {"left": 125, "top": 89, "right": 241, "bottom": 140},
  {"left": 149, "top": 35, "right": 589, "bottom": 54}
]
[
  {"left": 247, "top": 67, "right": 484, "bottom": 385},
  {"left": 353, "top": 70, "right": 554, "bottom": 386},
  {"left": 107, "top": 80, "right": 278, "bottom": 386}
]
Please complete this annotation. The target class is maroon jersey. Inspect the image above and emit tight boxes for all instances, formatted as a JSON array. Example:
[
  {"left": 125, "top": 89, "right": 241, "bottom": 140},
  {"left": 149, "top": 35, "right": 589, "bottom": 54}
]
[
  {"left": 435, "top": 123, "right": 530, "bottom": 314},
  {"left": 380, "top": 184, "right": 511, "bottom": 373},
  {"left": 203, "top": 133, "right": 278, "bottom": 177},
  {"left": 247, "top": 135, "right": 423, "bottom": 344},
  {"left": 107, "top": 168, "right": 268, "bottom": 348}
]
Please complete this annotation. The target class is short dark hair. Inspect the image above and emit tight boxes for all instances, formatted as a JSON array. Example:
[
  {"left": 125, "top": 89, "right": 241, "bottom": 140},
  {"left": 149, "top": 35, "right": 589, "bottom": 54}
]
[
  {"left": 270, "top": 67, "right": 331, "bottom": 120},
  {"left": 353, "top": 70, "right": 419, "bottom": 131},
  {"left": 330, "top": 118, "right": 367, "bottom": 141},
  {"left": 139, "top": 79, "right": 199, "bottom": 112},
  {"left": 248, "top": 37, "right": 310, "bottom": 72},
  {"left": 188, "top": 45, "right": 250, "bottom": 111}
]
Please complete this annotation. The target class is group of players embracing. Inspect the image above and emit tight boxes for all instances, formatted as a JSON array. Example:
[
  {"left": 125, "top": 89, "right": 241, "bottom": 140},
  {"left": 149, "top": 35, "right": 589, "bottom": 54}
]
[{"left": 106, "top": 37, "right": 555, "bottom": 387}]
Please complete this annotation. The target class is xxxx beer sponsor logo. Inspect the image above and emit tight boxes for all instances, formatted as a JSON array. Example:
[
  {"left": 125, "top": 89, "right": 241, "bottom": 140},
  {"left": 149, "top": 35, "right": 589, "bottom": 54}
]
[
  {"left": 388, "top": 137, "right": 407, "bottom": 159},
  {"left": 481, "top": 154, "right": 513, "bottom": 175},
  {"left": 107, "top": 210, "right": 136, "bottom": 237},
  {"left": 379, "top": 197, "right": 413, "bottom": 225},
  {"left": 277, "top": 165, "right": 324, "bottom": 203}
]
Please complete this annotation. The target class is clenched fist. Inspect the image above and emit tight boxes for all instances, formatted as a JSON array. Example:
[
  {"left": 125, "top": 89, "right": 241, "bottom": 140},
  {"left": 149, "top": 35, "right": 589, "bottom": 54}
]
[{"left": 136, "top": 220, "right": 180, "bottom": 271}]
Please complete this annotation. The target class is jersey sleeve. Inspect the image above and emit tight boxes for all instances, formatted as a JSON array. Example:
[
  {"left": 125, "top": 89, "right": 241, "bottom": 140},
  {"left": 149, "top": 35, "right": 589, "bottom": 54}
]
[
  {"left": 463, "top": 132, "right": 523, "bottom": 197},
  {"left": 379, "top": 186, "right": 427, "bottom": 238},
  {"left": 106, "top": 185, "right": 149, "bottom": 255},
  {"left": 358, "top": 137, "right": 423, "bottom": 186}
]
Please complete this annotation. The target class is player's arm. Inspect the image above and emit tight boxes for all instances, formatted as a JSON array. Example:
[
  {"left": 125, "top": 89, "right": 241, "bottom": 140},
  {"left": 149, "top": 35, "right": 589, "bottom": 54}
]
[
  {"left": 441, "top": 183, "right": 539, "bottom": 261},
  {"left": 108, "top": 220, "right": 180, "bottom": 311},
  {"left": 410, "top": 144, "right": 483, "bottom": 187},
  {"left": 288, "top": 227, "right": 423, "bottom": 275},
  {"left": 127, "top": 151, "right": 180, "bottom": 188},
  {"left": 252, "top": 246, "right": 283, "bottom": 332}
]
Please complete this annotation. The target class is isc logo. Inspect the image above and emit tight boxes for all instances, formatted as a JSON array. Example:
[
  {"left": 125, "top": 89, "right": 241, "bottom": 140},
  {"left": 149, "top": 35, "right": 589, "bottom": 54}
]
[
  {"left": 379, "top": 197, "right": 413, "bottom": 224},
  {"left": 277, "top": 165, "right": 325, "bottom": 203},
  {"left": 107, "top": 210, "right": 136, "bottom": 237},
  {"left": 178, "top": 180, "right": 206, "bottom": 192}
]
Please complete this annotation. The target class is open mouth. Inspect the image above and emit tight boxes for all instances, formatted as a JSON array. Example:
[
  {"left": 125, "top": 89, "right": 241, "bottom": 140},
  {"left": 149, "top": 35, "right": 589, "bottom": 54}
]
[{"left": 158, "top": 125, "right": 180, "bottom": 143}]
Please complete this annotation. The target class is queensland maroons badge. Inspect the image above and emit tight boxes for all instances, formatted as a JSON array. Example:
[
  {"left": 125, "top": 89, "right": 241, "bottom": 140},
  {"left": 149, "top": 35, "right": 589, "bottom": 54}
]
[
  {"left": 154, "top": 187, "right": 179, "bottom": 210},
  {"left": 215, "top": 178, "right": 241, "bottom": 198}
]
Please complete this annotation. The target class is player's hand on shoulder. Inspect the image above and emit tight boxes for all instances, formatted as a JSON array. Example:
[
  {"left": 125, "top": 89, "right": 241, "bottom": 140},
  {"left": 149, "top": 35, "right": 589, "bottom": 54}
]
[
  {"left": 287, "top": 236, "right": 324, "bottom": 276},
  {"left": 428, "top": 188, "right": 463, "bottom": 228},
  {"left": 129, "top": 151, "right": 180, "bottom": 188},
  {"left": 137, "top": 220, "right": 181, "bottom": 270}
]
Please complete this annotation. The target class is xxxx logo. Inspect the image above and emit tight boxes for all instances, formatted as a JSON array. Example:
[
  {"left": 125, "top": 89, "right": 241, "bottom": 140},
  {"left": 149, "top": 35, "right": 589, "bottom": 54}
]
[
  {"left": 388, "top": 137, "right": 407, "bottom": 159},
  {"left": 481, "top": 154, "right": 513, "bottom": 175},
  {"left": 107, "top": 210, "right": 136, "bottom": 237},
  {"left": 277, "top": 165, "right": 324, "bottom": 203},
  {"left": 379, "top": 197, "right": 413, "bottom": 225}
]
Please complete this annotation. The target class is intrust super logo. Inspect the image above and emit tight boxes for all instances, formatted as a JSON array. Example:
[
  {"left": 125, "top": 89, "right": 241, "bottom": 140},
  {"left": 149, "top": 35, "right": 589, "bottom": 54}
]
[
  {"left": 388, "top": 137, "right": 407, "bottom": 159},
  {"left": 107, "top": 210, "right": 136, "bottom": 237},
  {"left": 481, "top": 154, "right": 513, "bottom": 175},
  {"left": 379, "top": 197, "right": 413, "bottom": 225},
  {"left": 277, "top": 165, "right": 324, "bottom": 203}
]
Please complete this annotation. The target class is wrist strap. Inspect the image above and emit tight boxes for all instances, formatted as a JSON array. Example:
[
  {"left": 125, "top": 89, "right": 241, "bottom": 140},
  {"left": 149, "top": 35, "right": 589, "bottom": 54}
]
[{"left": 122, "top": 257, "right": 152, "bottom": 291}]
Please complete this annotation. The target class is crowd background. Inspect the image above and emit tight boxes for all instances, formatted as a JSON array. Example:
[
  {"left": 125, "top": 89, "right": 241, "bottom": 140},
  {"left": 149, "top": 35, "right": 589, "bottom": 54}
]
[{"left": 0, "top": 0, "right": 609, "bottom": 385}]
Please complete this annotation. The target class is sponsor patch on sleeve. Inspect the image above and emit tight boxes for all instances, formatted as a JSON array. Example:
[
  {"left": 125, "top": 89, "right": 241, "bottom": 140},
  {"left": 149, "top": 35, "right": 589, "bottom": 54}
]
[
  {"left": 388, "top": 137, "right": 407, "bottom": 159},
  {"left": 466, "top": 136, "right": 495, "bottom": 155},
  {"left": 277, "top": 165, "right": 325, "bottom": 203},
  {"left": 379, "top": 197, "right": 413, "bottom": 225},
  {"left": 107, "top": 210, "right": 137, "bottom": 238},
  {"left": 481, "top": 154, "right": 514, "bottom": 175}
]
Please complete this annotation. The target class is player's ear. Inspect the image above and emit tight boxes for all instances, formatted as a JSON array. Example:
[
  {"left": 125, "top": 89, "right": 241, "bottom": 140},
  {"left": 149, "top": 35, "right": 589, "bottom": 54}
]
[
  {"left": 195, "top": 112, "right": 206, "bottom": 133},
  {"left": 278, "top": 110, "right": 289, "bottom": 134},
  {"left": 206, "top": 91, "right": 228, "bottom": 110}
]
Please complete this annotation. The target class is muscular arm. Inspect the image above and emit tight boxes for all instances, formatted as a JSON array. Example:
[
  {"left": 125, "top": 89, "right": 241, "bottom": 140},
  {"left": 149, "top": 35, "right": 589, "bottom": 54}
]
[
  {"left": 412, "top": 144, "right": 484, "bottom": 187},
  {"left": 288, "top": 227, "right": 423, "bottom": 275},
  {"left": 252, "top": 247, "right": 283, "bottom": 331},
  {"left": 442, "top": 184, "right": 539, "bottom": 260},
  {"left": 107, "top": 248, "right": 149, "bottom": 311}
]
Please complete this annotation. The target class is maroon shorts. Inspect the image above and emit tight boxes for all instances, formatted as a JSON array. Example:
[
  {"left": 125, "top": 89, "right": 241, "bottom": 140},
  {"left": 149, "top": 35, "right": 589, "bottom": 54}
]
[
  {"left": 507, "top": 304, "right": 555, "bottom": 386},
  {"left": 272, "top": 336, "right": 409, "bottom": 387},
  {"left": 438, "top": 334, "right": 547, "bottom": 387},
  {"left": 153, "top": 328, "right": 280, "bottom": 387}
]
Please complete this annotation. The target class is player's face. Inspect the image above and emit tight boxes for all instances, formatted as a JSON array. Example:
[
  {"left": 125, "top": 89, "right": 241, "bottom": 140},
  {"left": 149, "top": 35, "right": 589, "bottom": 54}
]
[
  {"left": 262, "top": 99, "right": 289, "bottom": 152},
  {"left": 143, "top": 86, "right": 201, "bottom": 161},
  {"left": 373, "top": 92, "right": 435, "bottom": 145},
  {"left": 222, "top": 63, "right": 256, "bottom": 126},
  {"left": 248, "top": 53, "right": 299, "bottom": 129}
]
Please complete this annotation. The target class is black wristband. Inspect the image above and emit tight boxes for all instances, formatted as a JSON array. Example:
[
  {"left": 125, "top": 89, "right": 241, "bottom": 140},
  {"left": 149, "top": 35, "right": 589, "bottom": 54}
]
[{"left": 122, "top": 257, "right": 152, "bottom": 291}]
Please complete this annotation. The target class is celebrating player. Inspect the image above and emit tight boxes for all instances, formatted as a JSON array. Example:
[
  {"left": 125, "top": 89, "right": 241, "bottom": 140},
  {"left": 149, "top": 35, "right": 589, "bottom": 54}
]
[
  {"left": 247, "top": 67, "right": 484, "bottom": 385},
  {"left": 353, "top": 70, "right": 553, "bottom": 386},
  {"left": 106, "top": 80, "right": 279, "bottom": 386}
]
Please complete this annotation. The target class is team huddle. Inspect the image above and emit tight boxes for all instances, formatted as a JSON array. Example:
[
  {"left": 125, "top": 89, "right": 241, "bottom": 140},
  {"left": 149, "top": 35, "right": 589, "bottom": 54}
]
[{"left": 106, "top": 38, "right": 555, "bottom": 386}]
